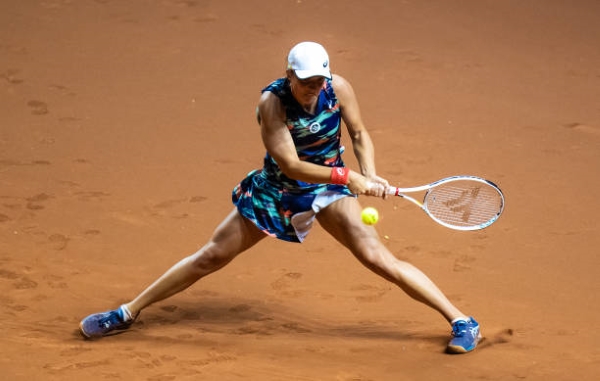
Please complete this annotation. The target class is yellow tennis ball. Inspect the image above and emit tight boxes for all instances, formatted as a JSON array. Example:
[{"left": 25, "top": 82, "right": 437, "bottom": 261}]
[{"left": 361, "top": 207, "right": 379, "bottom": 225}]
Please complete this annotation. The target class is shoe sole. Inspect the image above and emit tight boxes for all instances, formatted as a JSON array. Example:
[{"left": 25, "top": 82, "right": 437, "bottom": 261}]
[{"left": 446, "top": 334, "right": 483, "bottom": 354}]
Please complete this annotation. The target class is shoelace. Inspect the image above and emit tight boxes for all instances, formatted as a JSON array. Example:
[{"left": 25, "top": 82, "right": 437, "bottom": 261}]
[
  {"left": 451, "top": 321, "right": 467, "bottom": 337},
  {"left": 98, "top": 311, "right": 124, "bottom": 329}
]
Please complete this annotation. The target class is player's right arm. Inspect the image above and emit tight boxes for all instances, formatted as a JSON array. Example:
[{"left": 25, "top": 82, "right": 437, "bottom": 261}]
[{"left": 257, "top": 91, "right": 366, "bottom": 193}]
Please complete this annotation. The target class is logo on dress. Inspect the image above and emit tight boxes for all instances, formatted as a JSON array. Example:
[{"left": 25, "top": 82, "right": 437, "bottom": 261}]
[{"left": 309, "top": 122, "right": 321, "bottom": 133}]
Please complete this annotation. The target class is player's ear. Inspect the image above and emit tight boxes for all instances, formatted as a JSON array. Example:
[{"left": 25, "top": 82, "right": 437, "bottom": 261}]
[{"left": 286, "top": 69, "right": 295, "bottom": 81}]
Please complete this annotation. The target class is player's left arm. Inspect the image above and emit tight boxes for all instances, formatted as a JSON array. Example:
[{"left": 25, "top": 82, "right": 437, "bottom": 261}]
[{"left": 332, "top": 74, "right": 388, "bottom": 190}]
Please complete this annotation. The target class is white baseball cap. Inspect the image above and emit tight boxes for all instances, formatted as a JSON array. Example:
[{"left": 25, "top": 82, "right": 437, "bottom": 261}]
[{"left": 287, "top": 41, "right": 332, "bottom": 79}]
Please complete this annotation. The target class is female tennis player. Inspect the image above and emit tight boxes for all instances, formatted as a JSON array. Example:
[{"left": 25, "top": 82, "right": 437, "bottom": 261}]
[{"left": 79, "top": 41, "right": 481, "bottom": 354}]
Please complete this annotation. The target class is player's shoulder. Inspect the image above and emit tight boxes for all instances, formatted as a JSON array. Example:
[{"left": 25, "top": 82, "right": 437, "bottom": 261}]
[
  {"left": 258, "top": 90, "right": 282, "bottom": 111},
  {"left": 330, "top": 74, "right": 356, "bottom": 99},
  {"left": 331, "top": 73, "right": 350, "bottom": 86},
  {"left": 258, "top": 88, "right": 285, "bottom": 122}
]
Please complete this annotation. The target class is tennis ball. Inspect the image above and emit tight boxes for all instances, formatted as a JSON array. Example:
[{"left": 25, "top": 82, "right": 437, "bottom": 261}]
[{"left": 361, "top": 207, "right": 379, "bottom": 225}]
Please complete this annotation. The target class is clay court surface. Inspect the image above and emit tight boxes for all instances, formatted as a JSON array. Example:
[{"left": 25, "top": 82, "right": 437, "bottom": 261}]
[{"left": 1, "top": 1, "right": 599, "bottom": 380}]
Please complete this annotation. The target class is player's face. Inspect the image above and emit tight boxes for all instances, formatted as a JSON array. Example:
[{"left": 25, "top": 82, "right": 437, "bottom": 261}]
[{"left": 288, "top": 71, "right": 325, "bottom": 109}]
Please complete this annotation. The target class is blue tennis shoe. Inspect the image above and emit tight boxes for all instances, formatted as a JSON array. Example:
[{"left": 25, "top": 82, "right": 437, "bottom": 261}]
[
  {"left": 79, "top": 305, "right": 136, "bottom": 339},
  {"left": 447, "top": 317, "right": 482, "bottom": 354}
]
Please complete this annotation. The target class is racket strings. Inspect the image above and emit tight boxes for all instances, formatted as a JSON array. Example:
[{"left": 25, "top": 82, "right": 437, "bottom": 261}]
[{"left": 424, "top": 181, "right": 503, "bottom": 228}]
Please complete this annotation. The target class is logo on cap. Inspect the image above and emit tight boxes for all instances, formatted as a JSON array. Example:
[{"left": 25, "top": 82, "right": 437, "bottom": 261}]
[{"left": 323, "top": 60, "right": 328, "bottom": 68}]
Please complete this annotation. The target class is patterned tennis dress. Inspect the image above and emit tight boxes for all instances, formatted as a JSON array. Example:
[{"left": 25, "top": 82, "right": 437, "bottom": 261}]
[{"left": 232, "top": 77, "right": 354, "bottom": 243}]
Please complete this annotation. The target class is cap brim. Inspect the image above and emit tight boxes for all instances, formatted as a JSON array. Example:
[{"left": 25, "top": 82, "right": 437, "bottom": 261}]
[{"left": 294, "top": 69, "right": 332, "bottom": 80}]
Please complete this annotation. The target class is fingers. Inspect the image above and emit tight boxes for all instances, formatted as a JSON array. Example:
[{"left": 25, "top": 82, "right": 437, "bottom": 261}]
[
  {"left": 347, "top": 171, "right": 390, "bottom": 199},
  {"left": 370, "top": 175, "right": 390, "bottom": 188},
  {"left": 365, "top": 180, "right": 387, "bottom": 198},
  {"left": 369, "top": 175, "right": 391, "bottom": 199}
]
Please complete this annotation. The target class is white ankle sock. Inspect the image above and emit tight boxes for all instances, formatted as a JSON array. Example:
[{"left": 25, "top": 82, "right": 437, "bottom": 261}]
[
  {"left": 451, "top": 316, "right": 470, "bottom": 324},
  {"left": 120, "top": 304, "right": 134, "bottom": 321}
]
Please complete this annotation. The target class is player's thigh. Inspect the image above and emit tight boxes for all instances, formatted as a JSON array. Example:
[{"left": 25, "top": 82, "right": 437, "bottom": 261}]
[
  {"left": 205, "top": 209, "right": 266, "bottom": 259},
  {"left": 317, "top": 199, "right": 398, "bottom": 277},
  {"left": 316, "top": 197, "right": 379, "bottom": 253}
]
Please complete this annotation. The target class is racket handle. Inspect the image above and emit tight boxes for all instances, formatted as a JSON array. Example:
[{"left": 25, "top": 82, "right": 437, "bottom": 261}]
[{"left": 386, "top": 186, "right": 399, "bottom": 196}]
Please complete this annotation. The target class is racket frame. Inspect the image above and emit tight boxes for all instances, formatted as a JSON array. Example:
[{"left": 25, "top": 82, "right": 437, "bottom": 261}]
[{"left": 387, "top": 175, "right": 505, "bottom": 231}]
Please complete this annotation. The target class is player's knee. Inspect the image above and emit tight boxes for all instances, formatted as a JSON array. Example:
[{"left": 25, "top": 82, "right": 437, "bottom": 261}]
[
  {"left": 189, "top": 245, "right": 234, "bottom": 272},
  {"left": 354, "top": 242, "right": 389, "bottom": 268}
]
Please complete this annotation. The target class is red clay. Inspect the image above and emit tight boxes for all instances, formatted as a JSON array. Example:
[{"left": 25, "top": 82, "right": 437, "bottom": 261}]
[{"left": 1, "top": 1, "right": 599, "bottom": 380}]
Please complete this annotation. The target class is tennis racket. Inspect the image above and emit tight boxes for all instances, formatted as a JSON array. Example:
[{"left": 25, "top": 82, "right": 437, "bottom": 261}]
[{"left": 386, "top": 175, "right": 505, "bottom": 231}]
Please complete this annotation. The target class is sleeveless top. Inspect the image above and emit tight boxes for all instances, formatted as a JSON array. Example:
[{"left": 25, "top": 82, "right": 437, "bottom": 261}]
[{"left": 260, "top": 77, "right": 346, "bottom": 191}]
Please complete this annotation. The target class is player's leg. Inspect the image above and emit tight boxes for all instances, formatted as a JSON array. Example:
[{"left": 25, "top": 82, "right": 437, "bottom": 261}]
[
  {"left": 79, "top": 209, "right": 266, "bottom": 338},
  {"left": 125, "top": 208, "right": 266, "bottom": 314},
  {"left": 316, "top": 197, "right": 481, "bottom": 353},
  {"left": 316, "top": 197, "right": 462, "bottom": 319}
]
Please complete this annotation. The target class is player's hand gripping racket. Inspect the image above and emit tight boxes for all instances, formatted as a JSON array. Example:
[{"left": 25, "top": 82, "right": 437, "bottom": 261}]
[{"left": 386, "top": 175, "right": 505, "bottom": 230}]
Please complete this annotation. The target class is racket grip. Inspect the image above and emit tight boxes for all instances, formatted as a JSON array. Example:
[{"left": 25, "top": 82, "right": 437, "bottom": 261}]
[{"left": 385, "top": 187, "right": 399, "bottom": 196}]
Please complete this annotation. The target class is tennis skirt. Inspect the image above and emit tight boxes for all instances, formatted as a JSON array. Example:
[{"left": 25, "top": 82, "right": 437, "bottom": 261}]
[{"left": 232, "top": 169, "right": 354, "bottom": 243}]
